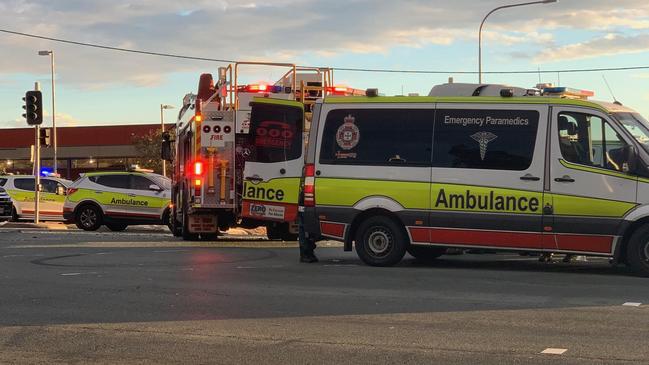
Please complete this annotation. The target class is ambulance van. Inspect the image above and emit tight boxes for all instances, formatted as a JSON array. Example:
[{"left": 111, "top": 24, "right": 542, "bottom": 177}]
[{"left": 300, "top": 84, "right": 649, "bottom": 277}]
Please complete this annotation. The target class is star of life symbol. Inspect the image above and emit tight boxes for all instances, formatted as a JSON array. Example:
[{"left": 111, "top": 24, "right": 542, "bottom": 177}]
[{"left": 470, "top": 131, "right": 498, "bottom": 160}]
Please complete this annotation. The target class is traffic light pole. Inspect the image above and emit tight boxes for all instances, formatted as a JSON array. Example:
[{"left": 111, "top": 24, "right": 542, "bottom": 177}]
[{"left": 34, "top": 124, "right": 41, "bottom": 224}]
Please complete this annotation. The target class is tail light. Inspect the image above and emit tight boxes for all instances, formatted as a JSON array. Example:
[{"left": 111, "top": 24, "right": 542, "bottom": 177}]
[
  {"left": 194, "top": 161, "right": 204, "bottom": 176},
  {"left": 303, "top": 163, "right": 315, "bottom": 207},
  {"left": 67, "top": 188, "right": 79, "bottom": 196}
]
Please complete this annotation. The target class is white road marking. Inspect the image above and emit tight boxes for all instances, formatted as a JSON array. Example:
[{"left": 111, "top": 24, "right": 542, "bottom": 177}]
[
  {"left": 153, "top": 250, "right": 189, "bottom": 253},
  {"left": 236, "top": 266, "right": 256, "bottom": 269},
  {"left": 541, "top": 348, "right": 567, "bottom": 355},
  {"left": 623, "top": 302, "right": 642, "bottom": 307},
  {"left": 60, "top": 272, "right": 81, "bottom": 276}
]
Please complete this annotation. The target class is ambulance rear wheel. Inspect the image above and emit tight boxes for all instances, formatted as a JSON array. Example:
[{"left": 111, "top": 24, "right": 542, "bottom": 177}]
[
  {"left": 75, "top": 205, "right": 102, "bottom": 231},
  {"left": 106, "top": 223, "right": 128, "bottom": 232},
  {"left": 625, "top": 224, "right": 649, "bottom": 277},
  {"left": 355, "top": 215, "right": 407, "bottom": 267},
  {"left": 407, "top": 245, "right": 446, "bottom": 262}
]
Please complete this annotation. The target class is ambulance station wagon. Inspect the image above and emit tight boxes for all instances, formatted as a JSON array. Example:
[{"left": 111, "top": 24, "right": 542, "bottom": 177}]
[
  {"left": 299, "top": 84, "right": 649, "bottom": 277},
  {"left": 63, "top": 171, "right": 171, "bottom": 231}
]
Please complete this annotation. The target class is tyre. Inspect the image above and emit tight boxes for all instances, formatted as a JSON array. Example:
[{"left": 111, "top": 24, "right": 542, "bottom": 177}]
[
  {"left": 201, "top": 233, "right": 218, "bottom": 241},
  {"left": 407, "top": 245, "right": 446, "bottom": 262},
  {"left": 10, "top": 207, "right": 19, "bottom": 222},
  {"left": 75, "top": 205, "right": 102, "bottom": 231},
  {"left": 266, "top": 223, "right": 281, "bottom": 240},
  {"left": 354, "top": 215, "right": 407, "bottom": 266},
  {"left": 625, "top": 224, "right": 649, "bottom": 277},
  {"left": 105, "top": 223, "right": 128, "bottom": 232}
]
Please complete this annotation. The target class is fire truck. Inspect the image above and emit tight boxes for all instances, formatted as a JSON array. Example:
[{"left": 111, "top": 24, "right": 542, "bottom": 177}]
[{"left": 162, "top": 62, "right": 362, "bottom": 240}]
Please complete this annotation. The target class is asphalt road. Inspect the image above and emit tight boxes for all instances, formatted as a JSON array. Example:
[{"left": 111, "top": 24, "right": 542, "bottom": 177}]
[{"left": 1, "top": 229, "right": 649, "bottom": 364}]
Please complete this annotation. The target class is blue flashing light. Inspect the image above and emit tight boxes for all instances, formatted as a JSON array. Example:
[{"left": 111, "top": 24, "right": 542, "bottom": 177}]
[{"left": 40, "top": 168, "right": 52, "bottom": 176}]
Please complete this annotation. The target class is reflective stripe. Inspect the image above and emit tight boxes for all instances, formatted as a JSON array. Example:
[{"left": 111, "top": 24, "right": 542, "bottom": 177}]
[{"left": 323, "top": 96, "right": 610, "bottom": 113}]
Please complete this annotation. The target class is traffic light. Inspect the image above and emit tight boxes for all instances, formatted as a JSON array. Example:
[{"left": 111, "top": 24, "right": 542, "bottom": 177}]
[
  {"left": 22, "top": 90, "right": 43, "bottom": 125},
  {"left": 39, "top": 128, "right": 51, "bottom": 147}
]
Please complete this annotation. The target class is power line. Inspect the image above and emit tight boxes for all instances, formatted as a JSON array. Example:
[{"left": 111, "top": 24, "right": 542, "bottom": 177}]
[
  {"left": 0, "top": 28, "right": 237, "bottom": 63},
  {"left": 3, "top": 28, "right": 649, "bottom": 75}
]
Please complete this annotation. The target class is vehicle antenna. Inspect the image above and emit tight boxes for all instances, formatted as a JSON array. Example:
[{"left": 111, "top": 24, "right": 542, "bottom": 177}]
[{"left": 602, "top": 74, "right": 620, "bottom": 105}]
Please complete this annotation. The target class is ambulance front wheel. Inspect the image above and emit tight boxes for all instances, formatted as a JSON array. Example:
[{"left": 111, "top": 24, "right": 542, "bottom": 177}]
[
  {"left": 625, "top": 224, "right": 649, "bottom": 277},
  {"left": 354, "top": 215, "right": 407, "bottom": 267},
  {"left": 75, "top": 204, "right": 102, "bottom": 231}
]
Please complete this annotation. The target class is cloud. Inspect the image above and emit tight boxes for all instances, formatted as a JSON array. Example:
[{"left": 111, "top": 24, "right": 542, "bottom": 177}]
[
  {"left": 0, "top": 0, "right": 648, "bottom": 91},
  {"left": 535, "top": 33, "right": 649, "bottom": 62}
]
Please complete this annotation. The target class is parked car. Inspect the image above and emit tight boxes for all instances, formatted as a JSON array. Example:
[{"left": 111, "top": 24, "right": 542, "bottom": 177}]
[
  {"left": 0, "top": 175, "right": 71, "bottom": 221},
  {"left": 63, "top": 170, "right": 172, "bottom": 231}
]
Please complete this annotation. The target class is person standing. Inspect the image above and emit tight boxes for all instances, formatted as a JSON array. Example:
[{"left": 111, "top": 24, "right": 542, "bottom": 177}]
[{"left": 298, "top": 165, "right": 317, "bottom": 263}]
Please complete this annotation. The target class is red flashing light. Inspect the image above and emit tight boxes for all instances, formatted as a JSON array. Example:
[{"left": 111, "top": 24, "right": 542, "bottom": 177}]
[{"left": 194, "top": 161, "right": 204, "bottom": 176}]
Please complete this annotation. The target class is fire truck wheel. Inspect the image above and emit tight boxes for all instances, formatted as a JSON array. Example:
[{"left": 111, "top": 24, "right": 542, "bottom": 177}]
[
  {"left": 355, "top": 215, "right": 407, "bottom": 267},
  {"left": 406, "top": 245, "right": 446, "bottom": 263},
  {"left": 626, "top": 224, "right": 649, "bottom": 277},
  {"left": 105, "top": 223, "right": 128, "bottom": 232},
  {"left": 75, "top": 204, "right": 103, "bottom": 231},
  {"left": 266, "top": 223, "right": 281, "bottom": 240},
  {"left": 201, "top": 233, "right": 218, "bottom": 241}
]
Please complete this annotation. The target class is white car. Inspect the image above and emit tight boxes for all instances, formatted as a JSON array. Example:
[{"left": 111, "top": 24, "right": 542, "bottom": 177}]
[
  {"left": 0, "top": 175, "right": 71, "bottom": 221},
  {"left": 63, "top": 171, "right": 172, "bottom": 231}
]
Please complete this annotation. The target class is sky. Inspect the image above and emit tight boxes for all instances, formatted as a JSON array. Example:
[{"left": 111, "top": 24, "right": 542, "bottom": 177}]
[{"left": 2, "top": 0, "right": 649, "bottom": 128}]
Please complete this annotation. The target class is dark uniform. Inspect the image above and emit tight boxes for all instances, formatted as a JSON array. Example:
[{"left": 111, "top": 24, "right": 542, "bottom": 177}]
[{"left": 298, "top": 167, "right": 317, "bottom": 263}]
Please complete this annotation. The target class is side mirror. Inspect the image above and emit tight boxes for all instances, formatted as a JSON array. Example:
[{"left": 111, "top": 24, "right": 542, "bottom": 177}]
[
  {"left": 622, "top": 145, "right": 637, "bottom": 174},
  {"left": 161, "top": 139, "right": 173, "bottom": 162},
  {"left": 149, "top": 184, "right": 162, "bottom": 192},
  {"left": 56, "top": 186, "right": 66, "bottom": 195}
]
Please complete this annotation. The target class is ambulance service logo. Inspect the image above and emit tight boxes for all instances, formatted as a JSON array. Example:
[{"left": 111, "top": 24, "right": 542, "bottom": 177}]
[
  {"left": 336, "top": 114, "right": 360, "bottom": 150},
  {"left": 470, "top": 131, "right": 498, "bottom": 160}
]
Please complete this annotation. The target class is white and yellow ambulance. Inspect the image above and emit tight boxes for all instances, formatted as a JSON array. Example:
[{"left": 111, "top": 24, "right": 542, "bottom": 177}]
[
  {"left": 63, "top": 170, "right": 171, "bottom": 231},
  {"left": 294, "top": 83, "right": 649, "bottom": 277},
  {"left": 0, "top": 175, "right": 71, "bottom": 221}
]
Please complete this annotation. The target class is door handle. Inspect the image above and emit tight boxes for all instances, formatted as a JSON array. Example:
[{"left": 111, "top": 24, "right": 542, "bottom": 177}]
[
  {"left": 94, "top": 191, "right": 103, "bottom": 194},
  {"left": 245, "top": 176, "right": 263, "bottom": 183},
  {"left": 554, "top": 175, "right": 575, "bottom": 183},
  {"left": 128, "top": 193, "right": 136, "bottom": 197},
  {"left": 520, "top": 174, "right": 540, "bottom": 181}
]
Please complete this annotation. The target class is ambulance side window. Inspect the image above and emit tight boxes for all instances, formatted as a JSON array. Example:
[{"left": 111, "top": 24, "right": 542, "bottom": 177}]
[
  {"left": 432, "top": 109, "right": 539, "bottom": 171},
  {"left": 558, "top": 112, "right": 628, "bottom": 172},
  {"left": 319, "top": 109, "right": 434, "bottom": 166},
  {"left": 130, "top": 175, "right": 155, "bottom": 190},
  {"left": 14, "top": 178, "right": 35, "bottom": 191},
  {"left": 40, "top": 179, "right": 59, "bottom": 193},
  {"left": 94, "top": 175, "right": 130, "bottom": 189}
]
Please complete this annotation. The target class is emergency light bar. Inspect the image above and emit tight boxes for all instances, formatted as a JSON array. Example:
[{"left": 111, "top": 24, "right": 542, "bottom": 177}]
[
  {"left": 239, "top": 84, "right": 285, "bottom": 93},
  {"left": 542, "top": 87, "right": 594, "bottom": 100}
]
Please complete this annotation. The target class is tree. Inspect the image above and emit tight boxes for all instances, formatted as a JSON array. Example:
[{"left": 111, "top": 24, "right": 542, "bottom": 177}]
[{"left": 131, "top": 129, "right": 175, "bottom": 173}]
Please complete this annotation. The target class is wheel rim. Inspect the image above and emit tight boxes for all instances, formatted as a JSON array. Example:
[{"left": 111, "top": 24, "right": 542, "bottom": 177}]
[
  {"left": 643, "top": 240, "right": 649, "bottom": 263},
  {"left": 79, "top": 208, "right": 97, "bottom": 228},
  {"left": 366, "top": 228, "right": 393, "bottom": 258}
]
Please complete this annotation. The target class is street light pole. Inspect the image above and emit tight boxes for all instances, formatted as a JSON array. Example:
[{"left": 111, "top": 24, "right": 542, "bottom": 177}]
[
  {"left": 38, "top": 50, "right": 57, "bottom": 175},
  {"left": 478, "top": 0, "right": 557, "bottom": 84},
  {"left": 160, "top": 104, "right": 175, "bottom": 177}
]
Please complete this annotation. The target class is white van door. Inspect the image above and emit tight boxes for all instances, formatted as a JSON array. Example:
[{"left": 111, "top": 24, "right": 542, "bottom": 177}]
[
  {"left": 427, "top": 104, "right": 547, "bottom": 250},
  {"left": 241, "top": 99, "right": 305, "bottom": 225},
  {"left": 548, "top": 107, "right": 637, "bottom": 255}
]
